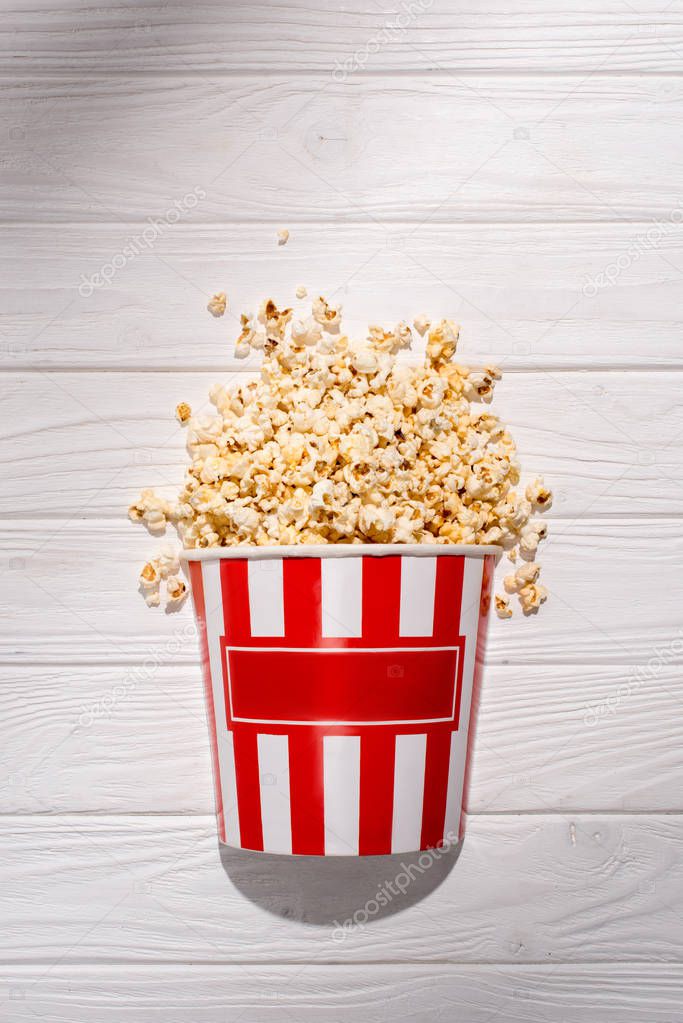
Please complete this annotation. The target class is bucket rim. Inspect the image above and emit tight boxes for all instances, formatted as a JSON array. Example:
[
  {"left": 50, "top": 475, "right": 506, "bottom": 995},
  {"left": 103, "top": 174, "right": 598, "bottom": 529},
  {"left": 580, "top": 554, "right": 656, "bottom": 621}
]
[{"left": 181, "top": 543, "right": 502, "bottom": 562}]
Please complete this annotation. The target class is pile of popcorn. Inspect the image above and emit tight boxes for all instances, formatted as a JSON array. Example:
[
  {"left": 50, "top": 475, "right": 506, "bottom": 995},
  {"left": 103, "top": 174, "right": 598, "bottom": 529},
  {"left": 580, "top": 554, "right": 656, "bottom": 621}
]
[{"left": 130, "top": 294, "right": 552, "bottom": 615}]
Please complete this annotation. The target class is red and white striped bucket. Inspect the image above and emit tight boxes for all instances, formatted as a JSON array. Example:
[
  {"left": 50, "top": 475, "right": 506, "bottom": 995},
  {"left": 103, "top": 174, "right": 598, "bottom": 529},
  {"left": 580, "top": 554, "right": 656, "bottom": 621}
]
[{"left": 184, "top": 545, "right": 498, "bottom": 856}]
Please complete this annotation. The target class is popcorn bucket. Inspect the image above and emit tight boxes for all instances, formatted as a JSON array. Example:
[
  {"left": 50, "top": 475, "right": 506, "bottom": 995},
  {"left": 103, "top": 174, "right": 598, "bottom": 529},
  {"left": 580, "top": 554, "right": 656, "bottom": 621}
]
[{"left": 183, "top": 545, "right": 499, "bottom": 856}]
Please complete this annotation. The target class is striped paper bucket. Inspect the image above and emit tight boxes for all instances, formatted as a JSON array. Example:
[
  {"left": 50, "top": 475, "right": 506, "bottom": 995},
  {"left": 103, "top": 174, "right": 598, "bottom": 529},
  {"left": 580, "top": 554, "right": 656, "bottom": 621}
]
[{"left": 184, "top": 544, "right": 498, "bottom": 856}]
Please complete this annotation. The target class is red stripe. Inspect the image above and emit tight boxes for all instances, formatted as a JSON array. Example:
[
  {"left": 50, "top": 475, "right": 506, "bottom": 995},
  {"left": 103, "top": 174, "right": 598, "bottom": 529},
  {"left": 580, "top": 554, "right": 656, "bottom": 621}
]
[
  {"left": 226, "top": 647, "right": 457, "bottom": 725},
  {"left": 283, "top": 558, "right": 321, "bottom": 645},
  {"left": 362, "top": 556, "right": 401, "bottom": 645},
  {"left": 359, "top": 732, "right": 395, "bottom": 855},
  {"left": 220, "top": 559, "right": 251, "bottom": 644},
  {"left": 432, "top": 556, "right": 465, "bottom": 644},
  {"left": 288, "top": 730, "right": 325, "bottom": 854},
  {"left": 188, "top": 562, "right": 226, "bottom": 843},
  {"left": 420, "top": 730, "right": 452, "bottom": 850},
  {"left": 232, "top": 728, "right": 264, "bottom": 851}
]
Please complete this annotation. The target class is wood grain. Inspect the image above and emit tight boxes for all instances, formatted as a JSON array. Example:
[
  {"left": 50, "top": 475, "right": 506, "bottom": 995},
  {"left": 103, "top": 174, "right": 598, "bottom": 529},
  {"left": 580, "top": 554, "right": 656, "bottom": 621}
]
[
  {"left": 4, "top": 223, "right": 683, "bottom": 371},
  {"left": 1, "top": 518, "right": 681, "bottom": 665},
  {"left": 3, "top": 74, "right": 683, "bottom": 222},
  {"left": 1, "top": 813, "right": 681, "bottom": 963},
  {"left": 4, "top": 964, "right": 683, "bottom": 1022},
  {"left": 2, "top": 663, "right": 682, "bottom": 815},
  {"left": 3, "top": 368, "right": 680, "bottom": 519},
  {"left": 1, "top": 1, "right": 682, "bottom": 73}
]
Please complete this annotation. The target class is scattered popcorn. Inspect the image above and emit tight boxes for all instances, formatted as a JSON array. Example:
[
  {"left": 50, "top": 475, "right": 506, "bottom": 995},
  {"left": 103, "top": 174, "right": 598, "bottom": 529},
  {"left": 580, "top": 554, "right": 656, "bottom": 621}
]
[
  {"left": 130, "top": 294, "right": 552, "bottom": 614},
  {"left": 296, "top": 285, "right": 308, "bottom": 299},
  {"left": 526, "top": 477, "right": 553, "bottom": 510},
  {"left": 515, "top": 561, "right": 540, "bottom": 587},
  {"left": 312, "top": 296, "right": 341, "bottom": 329},
  {"left": 413, "top": 313, "right": 430, "bottom": 336},
  {"left": 277, "top": 229, "right": 290, "bottom": 246},
  {"left": 166, "top": 575, "right": 188, "bottom": 605},
  {"left": 139, "top": 562, "right": 160, "bottom": 587},
  {"left": 519, "top": 520, "right": 548, "bottom": 555},
  {"left": 504, "top": 561, "right": 541, "bottom": 592},
  {"left": 144, "top": 589, "right": 161, "bottom": 608},
  {"left": 503, "top": 573, "right": 518, "bottom": 594},
  {"left": 156, "top": 544, "right": 180, "bottom": 579},
  {"left": 207, "top": 292, "right": 227, "bottom": 317},
  {"left": 176, "top": 402, "right": 192, "bottom": 424},
  {"left": 128, "top": 489, "right": 174, "bottom": 535},
  {"left": 518, "top": 582, "right": 549, "bottom": 614}
]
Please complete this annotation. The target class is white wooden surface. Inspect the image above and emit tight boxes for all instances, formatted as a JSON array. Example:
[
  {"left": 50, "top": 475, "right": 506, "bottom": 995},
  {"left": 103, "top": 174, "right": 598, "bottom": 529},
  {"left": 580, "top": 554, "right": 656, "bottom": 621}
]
[{"left": 2, "top": 3, "right": 683, "bottom": 1021}]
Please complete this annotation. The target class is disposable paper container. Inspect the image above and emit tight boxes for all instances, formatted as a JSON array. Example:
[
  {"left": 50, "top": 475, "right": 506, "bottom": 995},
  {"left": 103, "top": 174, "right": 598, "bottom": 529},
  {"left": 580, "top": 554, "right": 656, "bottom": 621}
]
[{"left": 183, "top": 544, "right": 499, "bottom": 856}]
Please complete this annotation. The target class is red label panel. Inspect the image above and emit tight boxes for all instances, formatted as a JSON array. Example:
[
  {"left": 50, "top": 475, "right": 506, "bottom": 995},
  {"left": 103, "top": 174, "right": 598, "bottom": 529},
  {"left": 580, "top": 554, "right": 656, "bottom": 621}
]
[{"left": 224, "top": 645, "right": 461, "bottom": 726}]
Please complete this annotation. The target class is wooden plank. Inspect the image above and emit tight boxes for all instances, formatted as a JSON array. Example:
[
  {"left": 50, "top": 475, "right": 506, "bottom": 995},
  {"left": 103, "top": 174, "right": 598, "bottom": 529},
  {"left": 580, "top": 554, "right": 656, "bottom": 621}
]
[
  {"left": 2, "top": 368, "right": 680, "bottom": 519},
  {"left": 2, "top": 663, "right": 682, "bottom": 815},
  {"left": 2, "top": 74, "right": 682, "bottom": 222},
  {"left": 3, "top": 223, "right": 683, "bottom": 370},
  {"left": 1, "top": 813, "right": 681, "bottom": 962},
  {"left": 0, "top": 518, "right": 681, "bottom": 665},
  {"left": 1, "top": 1, "right": 682, "bottom": 73},
  {"left": 3, "top": 963, "right": 683, "bottom": 1022}
]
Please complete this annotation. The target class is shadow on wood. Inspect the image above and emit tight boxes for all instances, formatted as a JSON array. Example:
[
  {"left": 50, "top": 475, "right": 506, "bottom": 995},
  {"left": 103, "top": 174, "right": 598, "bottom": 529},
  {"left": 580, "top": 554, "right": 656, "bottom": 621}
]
[{"left": 218, "top": 839, "right": 462, "bottom": 927}]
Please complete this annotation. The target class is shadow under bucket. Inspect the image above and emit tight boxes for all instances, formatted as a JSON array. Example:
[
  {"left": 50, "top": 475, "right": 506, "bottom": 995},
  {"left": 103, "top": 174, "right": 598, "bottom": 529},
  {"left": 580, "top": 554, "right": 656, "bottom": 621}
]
[{"left": 183, "top": 544, "right": 499, "bottom": 857}]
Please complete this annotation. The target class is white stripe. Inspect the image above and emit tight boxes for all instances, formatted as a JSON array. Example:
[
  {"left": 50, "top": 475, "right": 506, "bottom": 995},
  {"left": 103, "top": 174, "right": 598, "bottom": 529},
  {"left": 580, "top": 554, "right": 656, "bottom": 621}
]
[
  {"left": 221, "top": 730, "right": 241, "bottom": 847},
  {"left": 321, "top": 557, "right": 362, "bottom": 637},
  {"left": 443, "top": 557, "right": 485, "bottom": 842},
  {"left": 399, "top": 557, "right": 437, "bottom": 636},
  {"left": 391, "top": 733, "right": 427, "bottom": 853},
  {"left": 257, "top": 733, "right": 292, "bottom": 854},
  {"left": 247, "top": 559, "right": 285, "bottom": 636},
  {"left": 202, "top": 561, "right": 240, "bottom": 847},
  {"left": 323, "top": 735, "right": 360, "bottom": 855}
]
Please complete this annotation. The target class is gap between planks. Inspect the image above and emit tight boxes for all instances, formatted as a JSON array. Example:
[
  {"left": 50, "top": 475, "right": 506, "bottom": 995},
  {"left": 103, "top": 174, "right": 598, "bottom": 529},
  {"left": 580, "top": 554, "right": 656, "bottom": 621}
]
[{"left": 5, "top": 364, "right": 683, "bottom": 374}]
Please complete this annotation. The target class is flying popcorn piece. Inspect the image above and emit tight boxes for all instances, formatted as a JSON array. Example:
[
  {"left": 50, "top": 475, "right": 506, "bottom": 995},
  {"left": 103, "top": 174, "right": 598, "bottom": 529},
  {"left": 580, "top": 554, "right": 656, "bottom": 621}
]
[
  {"left": 495, "top": 594, "right": 513, "bottom": 619},
  {"left": 207, "top": 292, "right": 227, "bottom": 318},
  {"left": 296, "top": 285, "right": 307, "bottom": 299},
  {"left": 175, "top": 402, "right": 192, "bottom": 425},
  {"left": 277, "top": 229, "right": 290, "bottom": 246}
]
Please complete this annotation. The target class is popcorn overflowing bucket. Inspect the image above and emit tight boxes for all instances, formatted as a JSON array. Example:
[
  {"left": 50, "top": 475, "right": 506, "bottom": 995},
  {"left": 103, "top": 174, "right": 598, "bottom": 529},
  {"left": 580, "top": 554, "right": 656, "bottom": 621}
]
[{"left": 184, "top": 545, "right": 498, "bottom": 856}]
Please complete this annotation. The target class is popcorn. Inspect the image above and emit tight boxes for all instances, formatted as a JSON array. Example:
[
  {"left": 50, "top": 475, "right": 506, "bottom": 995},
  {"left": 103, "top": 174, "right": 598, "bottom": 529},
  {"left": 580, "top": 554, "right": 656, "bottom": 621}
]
[
  {"left": 207, "top": 292, "right": 227, "bottom": 317},
  {"left": 175, "top": 402, "right": 191, "bottom": 424},
  {"left": 130, "top": 293, "right": 552, "bottom": 614},
  {"left": 139, "top": 562, "right": 160, "bottom": 587},
  {"left": 413, "top": 313, "right": 430, "bottom": 336},
  {"left": 128, "top": 489, "right": 173, "bottom": 534},
  {"left": 519, "top": 520, "right": 548, "bottom": 555},
  {"left": 504, "top": 562, "right": 540, "bottom": 592},
  {"left": 526, "top": 477, "right": 553, "bottom": 510},
  {"left": 277, "top": 229, "right": 290, "bottom": 246},
  {"left": 312, "top": 296, "right": 342, "bottom": 329},
  {"left": 296, "top": 285, "right": 308, "bottom": 299},
  {"left": 518, "top": 582, "right": 549, "bottom": 614},
  {"left": 166, "top": 575, "right": 188, "bottom": 605}
]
